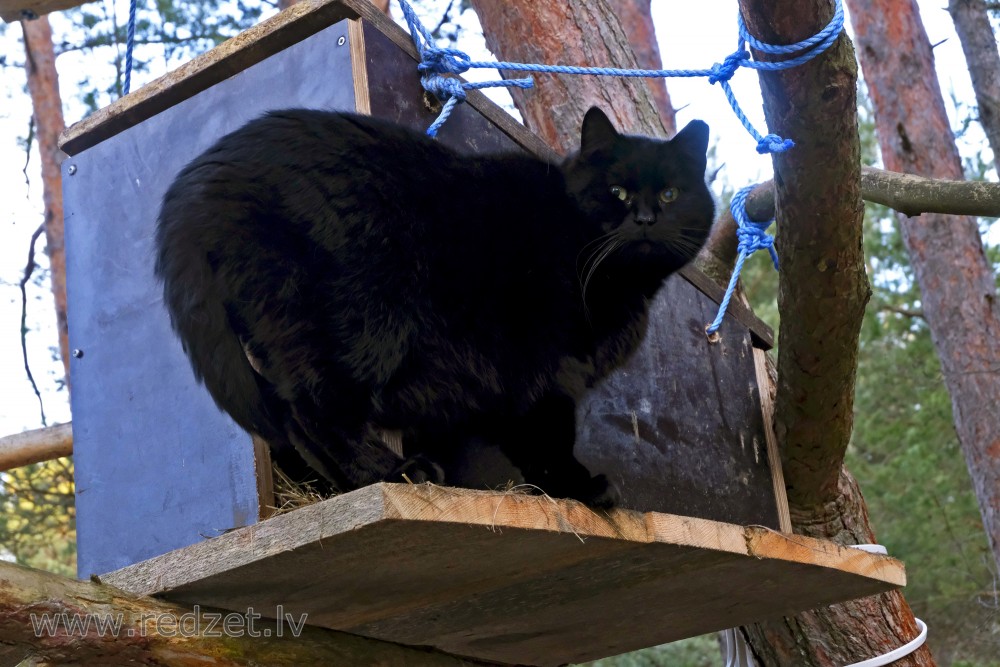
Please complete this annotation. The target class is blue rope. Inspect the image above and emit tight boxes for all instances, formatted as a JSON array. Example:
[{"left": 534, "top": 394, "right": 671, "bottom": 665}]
[
  {"left": 123, "top": 0, "right": 137, "bottom": 95},
  {"left": 395, "top": 0, "right": 844, "bottom": 149},
  {"left": 705, "top": 185, "right": 779, "bottom": 335}
]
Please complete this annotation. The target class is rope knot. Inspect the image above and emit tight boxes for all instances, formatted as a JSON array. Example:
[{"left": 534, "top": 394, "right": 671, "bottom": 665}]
[
  {"left": 705, "top": 184, "right": 779, "bottom": 336},
  {"left": 418, "top": 46, "right": 471, "bottom": 75},
  {"left": 736, "top": 221, "right": 776, "bottom": 258},
  {"left": 708, "top": 50, "right": 748, "bottom": 84},
  {"left": 756, "top": 134, "right": 795, "bottom": 154},
  {"left": 421, "top": 74, "right": 468, "bottom": 102}
]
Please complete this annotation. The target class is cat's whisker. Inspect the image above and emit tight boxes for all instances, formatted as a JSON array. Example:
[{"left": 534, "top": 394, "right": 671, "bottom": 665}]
[
  {"left": 576, "top": 231, "right": 619, "bottom": 269},
  {"left": 578, "top": 234, "right": 619, "bottom": 283},
  {"left": 581, "top": 237, "right": 625, "bottom": 305}
]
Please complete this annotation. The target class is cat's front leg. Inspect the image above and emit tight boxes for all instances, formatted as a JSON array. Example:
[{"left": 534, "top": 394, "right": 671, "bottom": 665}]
[{"left": 500, "top": 393, "right": 620, "bottom": 508}]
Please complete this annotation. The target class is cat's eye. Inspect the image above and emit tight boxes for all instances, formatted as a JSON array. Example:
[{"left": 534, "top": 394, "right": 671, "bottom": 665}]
[
  {"left": 610, "top": 185, "right": 628, "bottom": 202},
  {"left": 660, "top": 187, "right": 681, "bottom": 204}
]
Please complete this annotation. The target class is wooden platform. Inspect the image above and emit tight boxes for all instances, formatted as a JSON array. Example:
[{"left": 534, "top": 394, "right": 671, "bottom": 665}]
[{"left": 102, "top": 484, "right": 904, "bottom": 666}]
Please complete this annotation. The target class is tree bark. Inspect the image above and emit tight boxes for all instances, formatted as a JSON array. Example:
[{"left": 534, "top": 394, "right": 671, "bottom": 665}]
[
  {"left": 0, "top": 560, "right": 494, "bottom": 666},
  {"left": 738, "top": 0, "right": 869, "bottom": 509},
  {"left": 730, "top": 1, "right": 933, "bottom": 664},
  {"left": 744, "top": 469, "right": 929, "bottom": 666},
  {"left": 700, "top": 167, "right": 1000, "bottom": 278},
  {"left": 468, "top": 0, "right": 668, "bottom": 153},
  {"left": 948, "top": 0, "right": 1000, "bottom": 174},
  {"left": 848, "top": 0, "right": 1000, "bottom": 578},
  {"left": 22, "top": 15, "right": 70, "bottom": 386},
  {"left": 0, "top": 423, "right": 72, "bottom": 472},
  {"left": 608, "top": 0, "right": 675, "bottom": 134}
]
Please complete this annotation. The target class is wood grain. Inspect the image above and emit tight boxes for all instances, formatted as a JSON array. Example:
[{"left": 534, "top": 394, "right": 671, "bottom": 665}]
[
  {"left": 103, "top": 483, "right": 905, "bottom": 666},
  {"left": 348, "top": 18, "right": 370, "bottom": 114},
  {"left": 252, "top": 435, "right": 276, "bottom": 519},
  {"left": 753, "top": 347, "right": 792, "bottom": 532}
]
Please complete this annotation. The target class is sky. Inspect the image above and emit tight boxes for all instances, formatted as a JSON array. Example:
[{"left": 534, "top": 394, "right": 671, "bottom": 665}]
[{"left": 0, "top": 0, "right": 990, "bottom": 439}]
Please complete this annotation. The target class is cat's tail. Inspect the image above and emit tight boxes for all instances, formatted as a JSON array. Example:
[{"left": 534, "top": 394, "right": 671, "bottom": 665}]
[{"left": 154, "top": 205, "right": 328, "bottom": 489}]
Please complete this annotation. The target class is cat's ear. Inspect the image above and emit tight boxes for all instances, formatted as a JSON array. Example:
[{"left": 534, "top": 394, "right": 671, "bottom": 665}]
[
  {"left": 580, "top": 107, "right": 619, "bottom": 154},
  {"left": 671, "top": 120, "right": 710, "bottom": 171}
]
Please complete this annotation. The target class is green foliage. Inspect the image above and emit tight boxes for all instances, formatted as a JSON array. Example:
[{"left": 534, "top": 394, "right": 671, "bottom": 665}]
[
  {"left": 580, "top": 634, "right": 720, "bottom": 667},
  {"left": 0, "top": 458, "right": 76, "bottom": 577}
]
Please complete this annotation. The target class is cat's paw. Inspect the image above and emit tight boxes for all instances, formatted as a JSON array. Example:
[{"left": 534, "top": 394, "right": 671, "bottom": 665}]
[
  {"left": 560, "top": 475, "right": 621, "bottom": 509},
  {"left": 572, "top": 474, "right": 621, "bottom": 509},
  {"left": 392, "top": 455, "right": 445, "bottom": 485}
]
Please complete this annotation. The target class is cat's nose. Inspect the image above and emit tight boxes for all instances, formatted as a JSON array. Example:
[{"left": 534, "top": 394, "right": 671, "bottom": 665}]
[{"left": 634, "top": 207, "right": 656, "bottom": 226}]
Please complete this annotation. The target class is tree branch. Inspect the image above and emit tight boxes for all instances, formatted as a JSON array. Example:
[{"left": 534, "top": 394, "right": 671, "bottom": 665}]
[
  {"left": 861, "top": 166, "right": 1000, "bottom": 217},
  {"left": 700, "top": 167, "right": 1000, "bottom": 281},
  {"left": 0, "top": 423, "right": 72, "bottom": 472}
]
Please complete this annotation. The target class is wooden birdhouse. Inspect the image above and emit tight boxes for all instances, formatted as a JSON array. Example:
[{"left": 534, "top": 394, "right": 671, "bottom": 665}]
[{"left": 56, "top": 0, "right": 903, "bottom": 664}]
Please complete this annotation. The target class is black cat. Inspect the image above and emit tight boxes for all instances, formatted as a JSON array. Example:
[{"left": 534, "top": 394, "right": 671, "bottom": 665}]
[{"left": 155, "top": 107, "right": 714, "bottom": 507}]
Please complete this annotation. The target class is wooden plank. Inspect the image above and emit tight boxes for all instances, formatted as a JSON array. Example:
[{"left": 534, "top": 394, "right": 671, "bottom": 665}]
[
  {"left": 253, "top": 435, "right": 276, "bottom": 519},
  {"left": 0, "top": 423, "right": 72, "bottom": 472},
  {"left": 349, "top": 18, "right": 371, "bottom": 114},
  {"left": 0, "top": 0, "right": 93, "bottom": 22},
  {"left": 753, "top": 347, "right": 792, "bottom": 532},
  {"left": 104, "top": 483, "right": 905, "bottom": 667}
]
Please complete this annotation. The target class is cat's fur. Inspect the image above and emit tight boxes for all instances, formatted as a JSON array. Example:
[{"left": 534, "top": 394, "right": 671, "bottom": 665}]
[{"left": 155, "top": 107, "right": 714, "bottom": 506}]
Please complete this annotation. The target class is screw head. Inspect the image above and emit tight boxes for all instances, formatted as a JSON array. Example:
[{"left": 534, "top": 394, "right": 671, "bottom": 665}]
[
  {"left": 72, "top": 349, "right": 84, "bottom": 358},
  {"left": 68, "top": 165, "right": 77, "bottom": 175},
  {"left": 337, "top": 36, "right": 346, "bottom": 46}
]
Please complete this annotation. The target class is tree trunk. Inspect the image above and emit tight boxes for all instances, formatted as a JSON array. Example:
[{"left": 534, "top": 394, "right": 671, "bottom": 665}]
[
  {"left": 744, "top": 469, "right": 930, "bottom": 666},
  {"left": 468, "top": 0, "right": 668, "bottom": 153},
  {"left": 608, "top": 0, "right": 675, "bottom": 134},
  {"left": 22, "top": 15, "right": 69, "bottom": 386},
  {"left": 738, "top": 0, "right": 868, "bottom": 510},
  {"left": 0, "top": 560, "right": 493, "bottom": 666},
  {"left": 730, "top": 1, "right": 934, "bottom": 664},
  {"left": 848, "top": 0, "right": 1000, "bottom": 579},
  {"left": 948, "top": 0, "right": 1000, "bottom": 174}
]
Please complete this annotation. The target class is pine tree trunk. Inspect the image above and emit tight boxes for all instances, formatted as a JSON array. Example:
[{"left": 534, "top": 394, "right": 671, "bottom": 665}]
[
  {"left": 847, "top": 0, "right": 1000, "bottom": 579},
  {"left": 607, "top": 0, "right": 675, "bottom": 134},
  {"left": 22, "top": 15, "right": 70, "bottom": 386},
  {"left": 732, "top": 1, "right": 933, "bottom": 663},
  {"left": 468, "top": 0, "right": 669, "bottom": 153},
  {"left": 948, "top": 0, "right": 1000, "bottom": 174}
]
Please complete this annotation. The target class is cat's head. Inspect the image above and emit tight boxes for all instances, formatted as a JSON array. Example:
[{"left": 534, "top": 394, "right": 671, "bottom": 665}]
[{"left": 564, "top": 107, "right": 715, "bottom": 273}]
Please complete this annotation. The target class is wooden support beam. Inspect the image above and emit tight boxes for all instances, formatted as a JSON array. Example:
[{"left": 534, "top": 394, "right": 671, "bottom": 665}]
[
  {"left": 0, "top": 423, "right": 72, "bottom": 472},
  {"left": 0, "top": 559, "right": 495, "bottom": 666}
]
